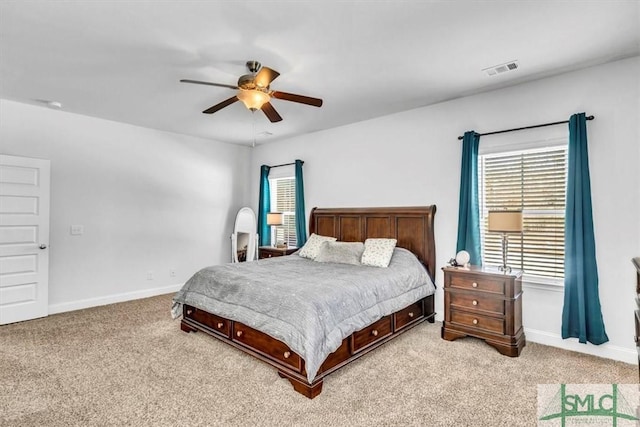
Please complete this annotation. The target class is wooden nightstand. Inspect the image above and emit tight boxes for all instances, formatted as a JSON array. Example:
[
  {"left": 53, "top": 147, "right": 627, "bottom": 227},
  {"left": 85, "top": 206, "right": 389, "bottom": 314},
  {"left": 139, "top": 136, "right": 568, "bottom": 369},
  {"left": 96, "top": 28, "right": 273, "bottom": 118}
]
[
  {"left": 258, "top": 246, "right": 298, "bottom": 259},
  {"left": 441, "top": 265, "right": 525, "bottom": 357}
]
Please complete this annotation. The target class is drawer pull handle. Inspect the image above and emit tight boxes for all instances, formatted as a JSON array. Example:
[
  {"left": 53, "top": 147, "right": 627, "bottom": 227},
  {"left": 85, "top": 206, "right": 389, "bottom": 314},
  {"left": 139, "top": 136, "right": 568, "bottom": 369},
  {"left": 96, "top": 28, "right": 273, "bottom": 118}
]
[
  {"left": 408, "top": 312, "right": 414, "bottom": 318},
  {"left": 371, "top": 329, "right": 379, "bottom": 337},
  {"left": 217, "top": 322, "right": 224, "bottom": 329},
  {"left": 472, "top": 319, "right": 478, "bottom": 325},
  {"left": 283, "top": 351, "right": 291, "bottom": 359},
  {"left": 472, "top": 300, "right": 478, "bottom": 306},
  {"left": 472, "top": 282, "right": 478, "bottom": 288},
  {"left": 236, "top": 330, "right": 243, "bottom": 337},
  {"left": 186, "top": 309, "right": 193, "bottom": 315}
]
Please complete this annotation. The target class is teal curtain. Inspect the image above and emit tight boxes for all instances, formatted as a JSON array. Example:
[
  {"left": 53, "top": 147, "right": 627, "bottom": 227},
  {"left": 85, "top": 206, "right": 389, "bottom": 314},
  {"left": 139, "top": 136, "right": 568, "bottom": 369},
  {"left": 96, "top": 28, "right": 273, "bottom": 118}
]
[
  {"left": 456, "top": 131, "right": 482, "bottom": 265},
  {"left": 294, "top": 160, "right": 307, "bottom": 247},
  {"left": 258, "top": 165, "right": 271, "bottom": 246},
  {"left": 561, "top": 113, "right": 608, "bottom": 345}
]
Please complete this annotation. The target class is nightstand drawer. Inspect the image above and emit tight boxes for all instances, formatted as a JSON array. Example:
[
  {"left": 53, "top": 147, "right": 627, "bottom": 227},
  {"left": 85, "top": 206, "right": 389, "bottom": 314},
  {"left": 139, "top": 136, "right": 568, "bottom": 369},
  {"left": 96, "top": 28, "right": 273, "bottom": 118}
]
[
  {"left": 450, "top": 292, "right": 505, "bottom": 316},
  {"left": 449, "top": 274, "right": 506, "bottom": 295},
  {"left": 259, "top": 246, "right": 297, "bottom": 259},
  {"left": 450, "top": 310, "right": 504, "bottom": 335}
]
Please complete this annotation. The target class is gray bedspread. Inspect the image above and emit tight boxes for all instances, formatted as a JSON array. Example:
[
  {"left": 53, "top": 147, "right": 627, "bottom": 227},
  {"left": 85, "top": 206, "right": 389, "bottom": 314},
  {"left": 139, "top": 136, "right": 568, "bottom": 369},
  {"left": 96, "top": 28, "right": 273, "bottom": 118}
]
[{"left": 172, "top": 247, "right": 435, "bottom": 383}]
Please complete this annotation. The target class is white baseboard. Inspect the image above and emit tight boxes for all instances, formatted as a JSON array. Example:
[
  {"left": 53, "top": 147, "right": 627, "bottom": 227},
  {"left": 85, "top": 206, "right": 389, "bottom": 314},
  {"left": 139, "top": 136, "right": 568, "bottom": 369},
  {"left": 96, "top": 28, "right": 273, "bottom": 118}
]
[
  {"left": 525, "top": 327, "right": 637, "bottom": 365},
  {"left": 433, "top": 312, "right": 635, "bottom": 364},
  {"left": 48, "top": 283, "right": 184, "bottom": 315}
]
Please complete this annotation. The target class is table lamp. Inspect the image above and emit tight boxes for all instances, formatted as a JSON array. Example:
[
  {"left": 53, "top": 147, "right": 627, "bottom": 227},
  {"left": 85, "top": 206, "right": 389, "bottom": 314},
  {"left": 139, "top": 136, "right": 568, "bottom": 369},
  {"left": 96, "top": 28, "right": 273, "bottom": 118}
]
[
  {"left": 266, "top": 212, "right": 284, "bottom": 247},
  {"left": 488, "top": 210, "right": 523, "bottom": 273}
]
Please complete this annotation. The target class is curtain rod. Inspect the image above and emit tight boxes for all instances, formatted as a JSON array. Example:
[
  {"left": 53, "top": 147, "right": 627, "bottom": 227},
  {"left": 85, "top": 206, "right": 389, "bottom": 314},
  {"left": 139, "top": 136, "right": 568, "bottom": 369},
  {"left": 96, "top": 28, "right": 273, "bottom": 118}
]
[
  {"left": 268, "top": 161, "right": 304, "bottom": 168},
  {"left": 457, "top": 115, "right": 594, "bottom": 140}
]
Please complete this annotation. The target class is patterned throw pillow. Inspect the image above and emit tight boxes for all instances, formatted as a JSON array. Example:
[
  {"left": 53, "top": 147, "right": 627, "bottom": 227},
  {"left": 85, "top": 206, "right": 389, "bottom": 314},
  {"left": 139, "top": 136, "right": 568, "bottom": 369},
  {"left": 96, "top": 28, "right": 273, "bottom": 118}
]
[
  {"left": 361, "top": 238, "right": 397, "bottom": 268},
  {"left": 314, "top": 241, "right": 365, "bottom": 265},
  {"left": 298, "top": 233, "right": 338, "bottom": 260}
]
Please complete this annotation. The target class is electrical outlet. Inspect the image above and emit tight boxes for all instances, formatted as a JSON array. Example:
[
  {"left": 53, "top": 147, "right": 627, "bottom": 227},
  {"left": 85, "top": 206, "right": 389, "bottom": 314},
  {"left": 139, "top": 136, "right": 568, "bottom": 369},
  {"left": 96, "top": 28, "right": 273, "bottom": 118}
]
[
  {"left": 70, "top": 225, "right": 84, "bottom": 235},
  {"left": 147, "top": 271, "right": 153, "bottom": 280},
  {"left": 169, "top": 269, "right": 176, "bottom": 278}
]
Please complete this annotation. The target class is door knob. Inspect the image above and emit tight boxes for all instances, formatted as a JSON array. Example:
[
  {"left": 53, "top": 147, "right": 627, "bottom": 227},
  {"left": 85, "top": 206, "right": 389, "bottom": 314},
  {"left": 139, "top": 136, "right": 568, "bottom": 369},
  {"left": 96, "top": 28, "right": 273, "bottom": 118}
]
[{"left": 39, "top": 244, "right": 47, "bottom": 250}]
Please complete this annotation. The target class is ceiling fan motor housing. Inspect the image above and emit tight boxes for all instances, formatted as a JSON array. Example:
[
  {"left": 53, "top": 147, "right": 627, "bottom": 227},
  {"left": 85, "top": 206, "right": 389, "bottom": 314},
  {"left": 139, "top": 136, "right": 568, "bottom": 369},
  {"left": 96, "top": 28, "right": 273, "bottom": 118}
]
[{"left": 238, "top": 74, "right": 262, "bottom": 90}]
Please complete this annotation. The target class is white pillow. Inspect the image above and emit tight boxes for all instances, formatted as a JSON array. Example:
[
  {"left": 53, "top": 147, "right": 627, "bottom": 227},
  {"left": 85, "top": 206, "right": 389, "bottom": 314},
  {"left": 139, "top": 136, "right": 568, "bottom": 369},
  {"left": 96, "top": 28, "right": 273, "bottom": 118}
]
[
  {"left": 298, "top": 233, "right": 337, "bottom": 260},
  {"left": 361, "top": 238, "right": 397, "bottom": 268}
]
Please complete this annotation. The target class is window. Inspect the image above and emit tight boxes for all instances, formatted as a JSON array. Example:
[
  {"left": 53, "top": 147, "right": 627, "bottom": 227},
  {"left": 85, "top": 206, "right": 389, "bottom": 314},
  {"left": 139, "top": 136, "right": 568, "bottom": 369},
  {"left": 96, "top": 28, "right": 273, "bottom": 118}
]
[
  {"left": 270, "top": 177, "right": 297, "bottom": 247},
  {"left": 479, "top": 145, "right": 567, "bottom": 279}
]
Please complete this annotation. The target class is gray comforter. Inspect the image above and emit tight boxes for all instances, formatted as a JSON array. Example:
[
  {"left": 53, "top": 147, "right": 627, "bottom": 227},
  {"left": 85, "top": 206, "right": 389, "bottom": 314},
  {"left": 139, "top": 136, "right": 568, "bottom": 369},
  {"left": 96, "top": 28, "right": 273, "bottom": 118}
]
[{"left": 172, "top": 247, "right": 435, "bottom": 383}]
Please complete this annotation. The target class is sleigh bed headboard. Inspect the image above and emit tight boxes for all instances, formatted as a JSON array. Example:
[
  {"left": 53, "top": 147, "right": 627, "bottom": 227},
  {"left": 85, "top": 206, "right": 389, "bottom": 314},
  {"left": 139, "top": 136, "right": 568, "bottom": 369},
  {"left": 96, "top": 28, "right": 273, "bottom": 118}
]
[{"left": 309, "top": 206, "right": 437, "bottom": 282}]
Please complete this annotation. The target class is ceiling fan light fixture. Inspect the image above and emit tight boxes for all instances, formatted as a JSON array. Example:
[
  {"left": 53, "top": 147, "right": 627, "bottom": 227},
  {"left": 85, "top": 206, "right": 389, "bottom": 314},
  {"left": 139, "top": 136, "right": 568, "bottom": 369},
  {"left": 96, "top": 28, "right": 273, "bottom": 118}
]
[
  {"left": 181, "top": 61, "right": 323, "bottom": 121},
  {"left": 237, "top": 89, "right": 270, "bottom": 111}
]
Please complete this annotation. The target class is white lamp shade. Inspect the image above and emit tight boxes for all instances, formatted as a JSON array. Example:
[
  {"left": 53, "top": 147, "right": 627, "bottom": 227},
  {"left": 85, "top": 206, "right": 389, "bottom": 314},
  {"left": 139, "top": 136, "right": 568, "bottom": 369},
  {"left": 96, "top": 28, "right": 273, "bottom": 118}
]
[
  {"left": 488, "top": 211, "right": 523, "bottom": 233},
  {"left": 266, "top": 212, "right": 284, "bottom": 226},
  {"left": 237, "top": 89, "right": 270, "bottom": 110}
]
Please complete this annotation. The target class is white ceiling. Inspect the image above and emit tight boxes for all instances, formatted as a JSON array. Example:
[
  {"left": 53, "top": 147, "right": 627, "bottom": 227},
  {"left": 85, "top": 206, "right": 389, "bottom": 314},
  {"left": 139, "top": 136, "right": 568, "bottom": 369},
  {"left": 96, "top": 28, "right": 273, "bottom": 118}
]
[{"left": 1, "top": 1, "right": 638, "bottom": 146}]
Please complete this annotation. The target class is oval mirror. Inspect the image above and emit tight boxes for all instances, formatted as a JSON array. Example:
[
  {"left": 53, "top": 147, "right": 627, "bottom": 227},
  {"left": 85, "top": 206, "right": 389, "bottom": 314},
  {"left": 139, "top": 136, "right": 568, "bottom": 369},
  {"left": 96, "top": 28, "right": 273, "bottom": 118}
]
[{"left": 231, "top": 207, "right": 258, "bottom": 262}]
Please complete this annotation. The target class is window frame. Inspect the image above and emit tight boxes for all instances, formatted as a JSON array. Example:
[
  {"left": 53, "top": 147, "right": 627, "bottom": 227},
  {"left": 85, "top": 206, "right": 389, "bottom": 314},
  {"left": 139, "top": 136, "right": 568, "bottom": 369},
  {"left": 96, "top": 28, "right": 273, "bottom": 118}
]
[
  {"left": 478, "top": 139, "right": 568, "bottom": 287},
  {"left": 269, "top": 175, "right": 297, "bottom": 248}
]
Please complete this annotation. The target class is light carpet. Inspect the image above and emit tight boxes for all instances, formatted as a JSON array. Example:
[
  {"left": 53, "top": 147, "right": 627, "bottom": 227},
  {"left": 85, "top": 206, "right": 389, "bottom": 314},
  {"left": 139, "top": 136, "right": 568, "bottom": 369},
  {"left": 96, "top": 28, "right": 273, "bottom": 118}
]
[{"left": 0, "top": 294, "right": 635, "bottom": 426}]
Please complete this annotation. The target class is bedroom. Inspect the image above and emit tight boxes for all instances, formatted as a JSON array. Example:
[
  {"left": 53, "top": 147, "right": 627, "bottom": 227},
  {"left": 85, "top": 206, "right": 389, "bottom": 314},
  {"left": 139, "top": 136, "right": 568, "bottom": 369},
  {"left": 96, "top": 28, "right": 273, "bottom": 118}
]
[{"left": 1, "top": 1, "right": 639, "bottom": 425}]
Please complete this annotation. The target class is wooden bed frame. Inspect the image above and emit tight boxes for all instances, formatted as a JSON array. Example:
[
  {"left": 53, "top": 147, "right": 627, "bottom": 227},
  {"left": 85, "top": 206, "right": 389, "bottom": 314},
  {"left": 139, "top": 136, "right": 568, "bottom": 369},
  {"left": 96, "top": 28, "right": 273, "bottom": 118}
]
[{"left": 180, "top": 205, "right": 437, "bottom": 398}]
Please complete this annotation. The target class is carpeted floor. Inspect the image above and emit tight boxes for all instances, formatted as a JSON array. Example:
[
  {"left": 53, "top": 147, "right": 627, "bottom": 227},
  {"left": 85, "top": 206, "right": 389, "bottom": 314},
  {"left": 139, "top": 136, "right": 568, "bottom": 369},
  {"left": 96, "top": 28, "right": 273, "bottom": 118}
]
[{"left": 0, "top": 294, "right": 635, "bottom": 426}]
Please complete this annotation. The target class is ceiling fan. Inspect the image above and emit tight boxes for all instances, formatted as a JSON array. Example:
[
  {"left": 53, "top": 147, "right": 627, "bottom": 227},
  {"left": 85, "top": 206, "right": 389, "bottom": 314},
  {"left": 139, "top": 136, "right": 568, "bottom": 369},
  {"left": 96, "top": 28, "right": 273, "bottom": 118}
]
[{"left": 180, "top": 61, "right": 323, "bottom": 123}]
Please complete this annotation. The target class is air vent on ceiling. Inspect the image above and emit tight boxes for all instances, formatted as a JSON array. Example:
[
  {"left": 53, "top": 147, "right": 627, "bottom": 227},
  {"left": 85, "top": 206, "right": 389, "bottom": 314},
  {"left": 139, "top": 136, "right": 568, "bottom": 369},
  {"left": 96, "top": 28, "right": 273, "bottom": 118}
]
[{"left": 483, "top": 60, "right": 519, "bottom": 76}]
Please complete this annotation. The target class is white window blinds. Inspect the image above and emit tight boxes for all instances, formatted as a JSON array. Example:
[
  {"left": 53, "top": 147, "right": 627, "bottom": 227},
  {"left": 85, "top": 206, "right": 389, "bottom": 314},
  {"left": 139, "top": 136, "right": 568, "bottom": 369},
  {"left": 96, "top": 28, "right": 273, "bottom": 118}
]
[
  {"left": 271, "top": 177, "right": 297, "bottom": 247},
  {"left": 479, "top": 146, "right": 567, "bottom": 278}
]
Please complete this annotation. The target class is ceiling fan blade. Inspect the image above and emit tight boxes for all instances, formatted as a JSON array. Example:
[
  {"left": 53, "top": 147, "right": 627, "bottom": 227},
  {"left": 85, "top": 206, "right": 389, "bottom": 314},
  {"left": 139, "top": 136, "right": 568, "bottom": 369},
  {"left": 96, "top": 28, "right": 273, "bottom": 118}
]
[
  {"left": 254, "top": 67, "right": 280, "bottom": 88},
  {"left": 271, "top": 91, "right": 323, "bottom": 107},
  {"left": 180, "top": 79, "right": 238, "bottom": 90},
  {"left": 261, "top": 102, "right": 283, "bottom": 123},
  {"left": 203, "top": 96, "right": 239, "bottom": 114}
]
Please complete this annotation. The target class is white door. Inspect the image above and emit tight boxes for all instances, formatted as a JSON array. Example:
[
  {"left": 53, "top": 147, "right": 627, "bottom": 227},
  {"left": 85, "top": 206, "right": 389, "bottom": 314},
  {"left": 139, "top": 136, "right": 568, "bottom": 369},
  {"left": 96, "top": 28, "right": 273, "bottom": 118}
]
[{"left": 0, "top": 155, "right": 50, "bottom": 324}]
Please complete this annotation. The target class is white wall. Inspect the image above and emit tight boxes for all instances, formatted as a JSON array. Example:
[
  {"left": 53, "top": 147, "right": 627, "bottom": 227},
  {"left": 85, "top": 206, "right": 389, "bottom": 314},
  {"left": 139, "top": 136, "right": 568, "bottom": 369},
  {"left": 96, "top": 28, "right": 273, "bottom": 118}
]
[
  {"left": 0, "top": 99, "right": 251, "bottom": 312},
  {"left": 250, "top": 56, "right": 640, "bottom": 363}
]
